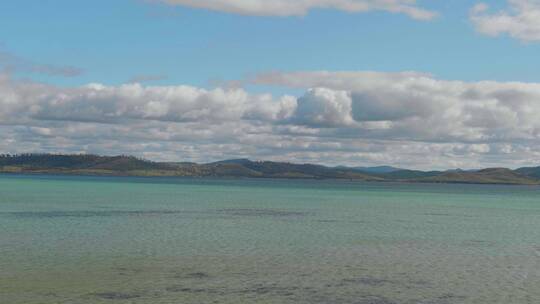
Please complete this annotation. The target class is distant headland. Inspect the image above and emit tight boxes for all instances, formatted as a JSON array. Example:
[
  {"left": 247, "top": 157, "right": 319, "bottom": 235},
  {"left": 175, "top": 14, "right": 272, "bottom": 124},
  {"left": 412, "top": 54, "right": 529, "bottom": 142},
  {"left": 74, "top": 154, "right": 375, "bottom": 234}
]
[{"left": 1, "top": 154, "right": 539, "bottom": 185}]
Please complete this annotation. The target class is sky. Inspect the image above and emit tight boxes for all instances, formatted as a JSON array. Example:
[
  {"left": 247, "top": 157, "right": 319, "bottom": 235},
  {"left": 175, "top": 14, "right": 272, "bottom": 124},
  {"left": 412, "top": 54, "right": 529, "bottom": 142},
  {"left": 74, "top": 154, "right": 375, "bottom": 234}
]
[{"left": 2, "top": 0, "right": 540, "bottom": 169}]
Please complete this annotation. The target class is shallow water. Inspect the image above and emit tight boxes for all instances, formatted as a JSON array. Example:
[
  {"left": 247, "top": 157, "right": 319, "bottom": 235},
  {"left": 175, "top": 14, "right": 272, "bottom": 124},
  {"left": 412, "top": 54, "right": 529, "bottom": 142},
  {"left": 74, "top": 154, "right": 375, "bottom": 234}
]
[{"left": 1, "top": 175, "right": 540, "bottom": 303}]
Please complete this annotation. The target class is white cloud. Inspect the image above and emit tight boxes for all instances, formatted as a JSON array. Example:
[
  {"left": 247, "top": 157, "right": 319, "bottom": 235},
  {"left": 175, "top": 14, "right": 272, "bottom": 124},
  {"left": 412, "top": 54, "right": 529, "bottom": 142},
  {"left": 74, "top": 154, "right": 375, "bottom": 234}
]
[
  {"left": 155, "top": 0, "right": 436, "bottom": 20},
  {"left": 0, "top": 78, "right": 293, "bottom": 124},
  {"left": 294, "top": 88, "right": 355, "bottom": 127},
  {"left": 3, "top": 71, "right": 540, "bottom": 169},
  {"left": 470, "top": 0, "right": 540, "bottom": 42},
  {"left": 255, "top": 71, "right": 540, "bottom": 143}
]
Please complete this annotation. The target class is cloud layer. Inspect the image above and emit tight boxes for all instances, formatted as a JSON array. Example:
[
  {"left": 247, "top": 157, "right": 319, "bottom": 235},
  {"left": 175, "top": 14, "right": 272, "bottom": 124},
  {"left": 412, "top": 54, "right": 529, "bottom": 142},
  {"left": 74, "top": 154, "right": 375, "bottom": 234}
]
[
  {"left": 471, "top": 0, "right": 540, "bottom": 42},
  {"left": 2, "top": 71, "right": 540, "bottom": 169},
  {"left": 155, "top": 0, "right": 436, "bottom": 20},
  {"left": 254, "top": 71, "right": 540, "bottom": 143}
]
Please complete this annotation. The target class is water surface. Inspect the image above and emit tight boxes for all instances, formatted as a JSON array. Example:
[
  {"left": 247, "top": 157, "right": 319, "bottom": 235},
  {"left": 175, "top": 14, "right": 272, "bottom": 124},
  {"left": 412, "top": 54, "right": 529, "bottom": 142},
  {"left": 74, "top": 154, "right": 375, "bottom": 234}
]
[{"left": 1, "top": 175, "right": 540, "bottom": 303}]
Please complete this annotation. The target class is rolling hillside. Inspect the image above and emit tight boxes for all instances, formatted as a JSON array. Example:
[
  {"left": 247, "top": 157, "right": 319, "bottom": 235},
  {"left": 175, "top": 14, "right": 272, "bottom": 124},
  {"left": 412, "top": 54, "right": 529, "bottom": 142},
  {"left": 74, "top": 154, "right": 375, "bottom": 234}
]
[{"left": 1, "top": 154, "right": 539, "bottom": 185}]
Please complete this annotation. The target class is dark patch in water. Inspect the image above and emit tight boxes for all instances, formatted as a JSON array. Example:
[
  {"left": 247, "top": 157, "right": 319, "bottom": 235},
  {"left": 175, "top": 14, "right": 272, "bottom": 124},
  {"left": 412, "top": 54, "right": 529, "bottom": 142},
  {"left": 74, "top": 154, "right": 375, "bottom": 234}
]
[
  {"left": 186, "top": 272, "right": 210, "bottom": 279},
  {"left": 234, "top": 284, "right": 317, "bottom": 298},
  {"left": 416, "top": 293, "right": 467, "bottom": 304},
  {"left": 173, "top": 271, "right": 211, "bottom": 279},
  {"left": 352, "top": 295, "right": 398, "bottom": 304},
  {"left": 215, "top": 208, "right": 309, "bottom": 217},
  {"left": 461, "top": 240, "right": 495, "bottom": 247},
  {"left": 395, "top": 219, "right": 411, "bottom": 223},
  {"left": 93, "top": 292, "right": 141, "bottom": 300},
  {"left": 306, "top": 292, "right": 399, "bottom": 304},
  {"left": 4, "top": 210, "right": 185, "bottom": 219},
  {"left": 407, "top": 279, "right": 431, "bottom": 287},
  {"left": 436, "top": 293, "right": 467, "bottom": 302},
  {"left": 348, "top": 220, "right": 367, "bottom": 224},
  {"left": 237, "top": 284, "right": 301, "bottom": 296},
  {"left": 4, "top": 208, "right": 310, "bottom": 219},
  {"left": 424, "top": 213, "right": 454, "bottom": 217},
  {"left": 165, "top": 285, "right": 218, "bottom": 294},
  {"left": 165, "top": 284, "right": 306, "bottom": 298},
  {"left": 316, "top": 219, "right": 340, "bottom": 223},
  {"left": 4, "top": 208, "right": 308, "bottom": 219},
  {"left": 342, "top": 277, "right": 393, "bottom": 287},
  {"left": 424, "top": 213, "right": 475, "bottom": 218},
  {"left": 113, "top": 267, "right": 142, "bottom": 276}
]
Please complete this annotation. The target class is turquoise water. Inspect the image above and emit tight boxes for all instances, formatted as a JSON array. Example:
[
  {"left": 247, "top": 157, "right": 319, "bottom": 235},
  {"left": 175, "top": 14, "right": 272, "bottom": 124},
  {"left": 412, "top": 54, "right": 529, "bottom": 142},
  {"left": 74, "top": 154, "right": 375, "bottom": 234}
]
[{"left": 1, "top": 175, "right": 540, "bottom": 303}]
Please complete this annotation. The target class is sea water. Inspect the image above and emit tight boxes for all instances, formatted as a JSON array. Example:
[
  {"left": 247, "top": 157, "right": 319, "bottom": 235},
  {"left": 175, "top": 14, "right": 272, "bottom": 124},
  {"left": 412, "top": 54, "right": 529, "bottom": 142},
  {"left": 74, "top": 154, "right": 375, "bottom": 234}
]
[{"left": 1, "top": 175, "right": 540, "bottom": 303}]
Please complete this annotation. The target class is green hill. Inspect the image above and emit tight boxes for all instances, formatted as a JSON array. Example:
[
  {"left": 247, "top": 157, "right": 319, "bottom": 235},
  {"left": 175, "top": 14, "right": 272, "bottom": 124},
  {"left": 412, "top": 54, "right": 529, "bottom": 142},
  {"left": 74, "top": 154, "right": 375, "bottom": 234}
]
[
  {"left": 416, "top": 168, "right": 539, "bottom": 185},
  {"left": 515, "top": 166, "right": 540, "bottom": 179},
  {"left": 1, "top": 154, "right": 539, "bottom": 185}
]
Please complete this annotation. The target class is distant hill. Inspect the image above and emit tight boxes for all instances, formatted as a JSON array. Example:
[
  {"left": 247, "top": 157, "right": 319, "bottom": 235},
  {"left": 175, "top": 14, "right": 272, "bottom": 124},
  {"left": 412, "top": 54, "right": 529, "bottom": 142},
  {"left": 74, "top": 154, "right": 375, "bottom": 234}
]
[
  {"left": 351, "top": 166, "right": 403, "bottom": 174},
  {"left": 208, "top": 159, "right": 381, "bottom": 180},
  {"left": 416, "top": 168, "right": 539, "bottom": 185},
  {"left": 515, "top": 166, "right": 540, "bottom": 179},
  {"left": 0, "top": 154, "right": 174, "bottom": 176},
  {"left": 375, "top": 169, "right": 443, "bottom": 180},
  {"left": 209, "top": 159, "right": 253, "bottom": 166},
  {"left": 1, "top": 154, "right": 539, "bottom": 185}
]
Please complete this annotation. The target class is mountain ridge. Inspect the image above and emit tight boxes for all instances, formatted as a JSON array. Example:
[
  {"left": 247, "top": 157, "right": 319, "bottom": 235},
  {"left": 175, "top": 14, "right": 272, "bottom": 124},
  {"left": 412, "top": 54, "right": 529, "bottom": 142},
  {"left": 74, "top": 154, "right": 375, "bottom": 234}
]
[{"left": 1, "top": 154, "right": 539, "bottom": 185}]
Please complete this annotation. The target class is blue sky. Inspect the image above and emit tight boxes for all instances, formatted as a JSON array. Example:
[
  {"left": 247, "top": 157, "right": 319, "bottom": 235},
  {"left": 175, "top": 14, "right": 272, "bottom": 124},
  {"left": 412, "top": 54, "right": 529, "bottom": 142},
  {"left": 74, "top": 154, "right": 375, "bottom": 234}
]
[
  {"left": 2, "top": 0, "right": 539, "bottom": 87},
  {"left": 2, "top": 0, "right": 540, "bottom": 169}
]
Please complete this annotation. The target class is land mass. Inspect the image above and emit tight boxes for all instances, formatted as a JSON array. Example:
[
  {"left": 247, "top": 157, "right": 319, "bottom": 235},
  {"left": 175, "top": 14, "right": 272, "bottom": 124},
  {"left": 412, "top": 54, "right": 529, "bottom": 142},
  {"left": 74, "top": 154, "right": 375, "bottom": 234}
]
[{"left": 1, "top": 154, "right": 540, "bottom": 185}]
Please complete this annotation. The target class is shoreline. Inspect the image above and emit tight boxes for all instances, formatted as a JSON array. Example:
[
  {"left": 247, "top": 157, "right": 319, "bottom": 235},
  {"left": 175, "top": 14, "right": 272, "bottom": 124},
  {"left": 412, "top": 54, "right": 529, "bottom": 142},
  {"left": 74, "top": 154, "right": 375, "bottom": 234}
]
[{"left": 2, "top": 171, "right": 539, "bottom": 186}]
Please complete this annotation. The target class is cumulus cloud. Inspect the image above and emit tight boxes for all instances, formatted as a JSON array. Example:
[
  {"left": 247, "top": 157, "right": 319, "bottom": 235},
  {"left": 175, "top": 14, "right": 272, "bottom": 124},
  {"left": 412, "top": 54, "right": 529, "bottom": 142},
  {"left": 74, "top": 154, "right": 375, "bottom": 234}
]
[
  {"left": 294, "top": 88, "right": 355, "bottom": 127},
  {"left": 0, "top": 77, "right": 294, "bottom": 124},
  {"left": 154, "top": 0, "right": 436, "bottom": 20},
  {"left": 470, "top": 0, "right": 540, "bottom": 42},
  {"left": 3, "top": 71, "right": 540, "bottom": 169},
  {"left": 255, "top": 71, "right": 540, "bottom": 143}
]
